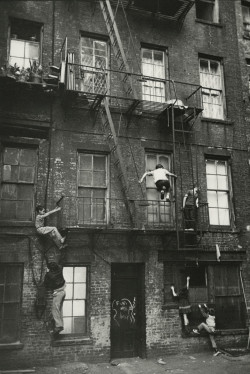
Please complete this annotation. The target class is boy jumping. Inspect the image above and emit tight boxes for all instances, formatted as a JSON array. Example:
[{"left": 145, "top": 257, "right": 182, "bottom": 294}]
[{"left": 139, "top": 164, "right": 177, "bottom": 202}]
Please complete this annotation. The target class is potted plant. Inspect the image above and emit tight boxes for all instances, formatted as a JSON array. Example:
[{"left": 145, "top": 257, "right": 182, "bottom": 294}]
[
  {"left": 17, "top": 67, "right": 29, "bottom": 82},
  {"left": 0, "top": 62, "right": 20, "bottom": 80},
  {"left": 27, "top": 60, "right": 43, "bottom": 83}
]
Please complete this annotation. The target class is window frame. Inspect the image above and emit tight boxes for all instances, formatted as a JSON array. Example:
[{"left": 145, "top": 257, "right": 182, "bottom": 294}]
[
  {"left": 8, "top": 17, "right": 43, "bottom": 69},
  {"left": 199, "top": 56, "right": 226, "bottom": 120},
  {"left": 144, "top": 152, "right": 175, "bottom": 226},
  {"left": 195, "top": 0, "right": 219, "bottom": 24},
  {"left": 205, "top": 157, "right": 234, "bottom": 228},
  {"left": 242, "top": 1, "right": 250, "bottom": 35},
  {"left": 0, "top": 145, "right": 37, "bottom": 222},
  {"left": 62, "top": 264, "right": 90, "bottom": 336},
  {"left": 141, "top": 46, "right": 169, "bottom": 103},
  {"left": 77, "top": 152, "right": 109, "bottom": 225},
  {"left": 0, "top": 263, "right": 23, "bottom": 344},
  {"left": 79, "top": 34, "right": 109, "bottom": 95}
]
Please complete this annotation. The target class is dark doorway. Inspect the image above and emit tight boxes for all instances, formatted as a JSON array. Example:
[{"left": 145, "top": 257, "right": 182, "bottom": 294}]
[{"left": 111, "top": 263, "right": 146, "bottom": 359}]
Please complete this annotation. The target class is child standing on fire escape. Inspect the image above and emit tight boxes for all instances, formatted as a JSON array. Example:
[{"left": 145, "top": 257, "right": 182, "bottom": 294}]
[{"left": 139, "top": 164, "right": 177, "bottom": 202}]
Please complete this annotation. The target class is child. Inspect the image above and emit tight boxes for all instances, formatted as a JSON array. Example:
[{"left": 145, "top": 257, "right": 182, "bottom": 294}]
[
  {"left": 183, "top": 185, "right": 200, "bottom": 230},
  {"left": 35, "top": 205, "right": 67, "bottom": 250},
  {"left": 193, "top": 304, "right": 220, "bottom": 356},
  {"left": 171, "top": 276, "right": 191, "bottom": 333},
  {"left": 139, "top": 164, "right": 177, "bottom": 202}
]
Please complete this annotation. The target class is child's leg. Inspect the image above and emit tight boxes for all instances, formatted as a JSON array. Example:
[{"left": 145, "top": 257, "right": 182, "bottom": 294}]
[
  {"left": 197, "top": 322, "right": 210, "bottom": 332},
  {"left": 183, "top": 313, "right": 189, "bottom": 326},
  {"left": 49, "top": 227, "right": 66, "bottom": 248}
]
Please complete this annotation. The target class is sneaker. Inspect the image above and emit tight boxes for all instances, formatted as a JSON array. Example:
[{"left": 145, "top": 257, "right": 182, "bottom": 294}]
[
  {"left": 157, "top": 358, "right": 166, "bottom": 365},
  {"left": 213, "top": 350, "right": 221, "bottom": 357},
  {"left": 165, "top": 198, "right": 171, "bottom": 202},
  {"left": 193, "top": 329, "right": 200, "bottom": 334},
  {"left": 160, "top": 190, "right": 164, "bottom": 200},
  {"left": 59, "top": 243, "right": 68, "bottom": 250},
  {"left": 61, "top": 237, "right": 66, "bottom": 244},
  {"left": 53, "top": 326, "right": 63, "bottom": 335}
]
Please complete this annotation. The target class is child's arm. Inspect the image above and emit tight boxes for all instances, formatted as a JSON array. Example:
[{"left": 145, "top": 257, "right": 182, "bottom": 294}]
[
  {"left": 170, "top": 284, "right": 178, "bottom": 297},
  {"left": 198, "top": 304, "right": 209, "bottom": 318},
  {"left": 186, "top": 276, "right": 190, "bottom": 290},
  {"left": 183, "top": 194, "right": 188, "bottom": 209},
  {"left": 139, "top": 171, "right": 151, "bottom": 183},
  {"left": 41, "top": 206, "right": 61, "bottom": 218},
  {"left": 165, "top": 170, "right": 177, "bottom": 179}
]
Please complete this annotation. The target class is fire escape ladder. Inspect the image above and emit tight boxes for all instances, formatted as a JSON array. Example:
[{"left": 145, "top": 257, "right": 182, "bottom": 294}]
[
  {"left": 99, "top": 0, "right": 138, "bottom": 100},
  {"left": 99, "top": 97, "right": 135, "bottom": 225}
]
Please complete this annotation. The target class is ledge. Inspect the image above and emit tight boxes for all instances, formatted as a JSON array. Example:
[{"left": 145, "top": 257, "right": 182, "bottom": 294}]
[
  {"left": 51, "top": 336, "right": 92, "bottom": 347},
  {"left": 191, "top": 328, "right": 248, "bottom": 337},
  {"left": 195, "top": 19, "right": 223, "bottom": 28},
  {"left": 201, "top": 118, "right": 234, "bottom": 126},
  {"left": 0, "top": 342, "right": 24, "bottom": 350},
  {"left": 0, "top": 221, "right": 34, "bottom": 227}
]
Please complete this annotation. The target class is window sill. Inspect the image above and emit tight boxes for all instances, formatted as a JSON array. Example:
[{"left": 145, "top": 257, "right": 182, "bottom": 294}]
[
  {"left": 201, "top": 118, "right": 233, "bottom": 126},
  {"left": 51, "top": 336, "right": 92, "bottom": 347},
  {"left": 0, "top": 342, "right": 24, "bottom": 350},
  {"left": 195, "top": 19, "right": 223, "bottom": 28},
  {"left": 208, "top": 226, "right": 239, "bottom": 234},
  {"left": 0, "top": 221, "right": 34, "bottom": 227}
]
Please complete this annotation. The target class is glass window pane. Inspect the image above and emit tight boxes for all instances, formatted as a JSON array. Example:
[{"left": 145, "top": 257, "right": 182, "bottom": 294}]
[
  {"left": 219, "top": 209, "right": 230, "bottom": 225},
  {"left": 16, "top": 200, "right": 32, "bottom": 220},
  {"left": 206, "top": 160, "right": 216, "bottom": 174},
  {"left": 92, "top": 189, "right": 105, "bottom": 198},
  {"left": 6, "top": 267, "right": 21, "bottom": 284},
  {"left": 217, "top": 161, "right": 227, "bottom": 175},
  {"left": 217, "top": 191, "right": 229, "bottom": 208},
  {"left": 65, "top": 283, "right": 73, "bottom": 300},
  {"left": 0, "top": 201, "right": 17, "bottom": 219},
  {"left": 19, "top": 149, "right": 36, "bottom": 166},
  {"left": 1, "top": 184, "right": 17, "bottom": 199},
  {"left": 5, "top": 285, "right": 20, "bottom": 302},
  {"left": 17, "top": 185, "right": 33, "bottom": 200},
  {"left": 74, "top": 284, "right": 86, "bottom": 299},
  {"left": 209, "top": 207, "right": 219, "bottom": 225},
  {"left": 63, "top": 300, "right": 73, "bottom": 317},
  {"left": 74, "top": 267, "right": 86, "bottom": 283},
  {"left": 73, "top": 300, "right": 85, "bottom": 316},
  {"left": 3, "top": 165, "right": 11, "bottom": 181},
  {"left": 93, "top": 156, "right": 106, "bottom": 171},
  {"left": 63, "top": 317, "right": 72, "bottom": 334},
  {"left": 79, "top": 154, "right": 92, "bottom": 170},
  {"left": 79, "top": 171, "right": 92, "bottom": 186},
  {"left": 25, "top": 42, "right": 39, "bottom": 60},
  {"left": 19, "top": 166, "right": 35, "bottom": 183},
  {"left": 217, "top": 175, "right": 228, "bottom": 190},
  {"left": 10, "top": 40, "right": 25, "bottom": 58},
  {"left": 2, "top": 320, "right": 18, "bottom": 343},
  {"left": 206, "top": 174, "right": 217, "bottom": 189},
  {"left": 0, "top": 285, "right": 4, "bottom": 302},
  {"left": 207, "top": 191, "right": 218, "bottom": 207},
  {"left": 93, "top": 171, "right": 106, "bottom": 186},
  {"left": 3, "top": 303, "right": 19, "bottom": 319},
  {"left": 73, "top": 316, "right": 85, "bottom": 333},
  {"left": 63, "top": 267, "right": 74, "bottom": 283},
  {"left": 4, "top": 148, "right": 19, "bottom": 165}
]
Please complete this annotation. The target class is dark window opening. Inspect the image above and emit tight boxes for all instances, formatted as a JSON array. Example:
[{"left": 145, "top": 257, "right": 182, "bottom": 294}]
[
  {"left": 10, "top": 18, "right": 41, "bottom": 42},
  {"left": 196, "top": 0, "right": 219, "bottom": 23}
]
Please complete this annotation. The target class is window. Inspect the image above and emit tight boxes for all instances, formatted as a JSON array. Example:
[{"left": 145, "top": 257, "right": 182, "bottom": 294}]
[
  {"left": 206, "top": 158, "right": 232, "bottom": 226},
  {"left": 144, "top": 153, "right": 174, "bottom": 225},
  {"left": 242, "top": 1, "right": 250, "bottom": 36},
  {"left": 246, "top": 58, "right": 250, "bottom": 93},
  {"left": 78, "top": 153, "right": 108, "bottom": 225},
  {"left": 0, "top": 146, "right": 37, "bottom": 221},
  {"left": 164, "top": 263, "right": 245, "bottom": 330},
  {"left": 80, "top": 36, "right": 108, "bottom": 94},
  {"left": 141, "top": 48, "right": 166, "bottom": 103},
  {"left": 9, "top": 18, "right": 41, "bottom": 69},
  {"left": 199, "top": 57, "right": 225, "bottom": 119},
  {"left": 62, "top": 266, "right": 88, "bottom": 334},
  {"left": 195, "top": 0, "right": 219, "bottom": 23},
  {"left": 0, "top": 264, "right": 23, "bottom": 343}
]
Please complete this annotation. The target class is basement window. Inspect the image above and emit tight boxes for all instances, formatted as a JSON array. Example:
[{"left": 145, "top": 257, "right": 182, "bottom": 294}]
[
  {"left": 9, "top": 18, "right": 42, "bottom": 69},
  {"left": 195, "top": 0, "right": 219, "bottom": 23}
]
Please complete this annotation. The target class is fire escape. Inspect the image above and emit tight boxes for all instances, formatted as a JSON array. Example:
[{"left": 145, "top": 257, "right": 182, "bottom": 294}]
[{"left": 60, "top": 0, "right": 208, "bottom": 251}]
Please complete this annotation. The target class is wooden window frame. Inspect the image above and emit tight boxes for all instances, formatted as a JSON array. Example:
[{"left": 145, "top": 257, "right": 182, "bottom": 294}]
[
  {"left": 0, "top": 263, "right": 23, "bottom": 344},
  {"left": 62, "top": 265, "right": 90, "bottom": 336},
  {"left": 0, "top": 145, "right": 37, "bottom": 222},
  {"left": 77, "top": 152, "right": 109, "bottom": 225},
  {"left": 205, "top": 157, "right": 234, "bottom": 228},
  {"left": 8, "top": 17, "right": 43, "bottom": 69},
  {"left": 199, "top": 56, "right": 226, "bottom": 120}
]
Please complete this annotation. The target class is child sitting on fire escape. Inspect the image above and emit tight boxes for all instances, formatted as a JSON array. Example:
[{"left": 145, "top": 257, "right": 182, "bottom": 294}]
[{"left": 139, "top": 164, "right": 177, "bottom": 202}]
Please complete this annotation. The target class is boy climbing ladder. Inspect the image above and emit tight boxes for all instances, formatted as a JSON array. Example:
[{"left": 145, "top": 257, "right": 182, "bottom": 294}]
[{"left": 139, "top": 164, "right": 177, "bottom": 202}]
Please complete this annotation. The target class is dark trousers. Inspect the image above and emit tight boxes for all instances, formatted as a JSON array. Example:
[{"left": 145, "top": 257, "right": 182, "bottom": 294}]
[
  {"left": 155, "top": 180, "right": 170, "bottom": 192},
  {"left": 183, "top": 206, "right": 197, "bottom": 229}
]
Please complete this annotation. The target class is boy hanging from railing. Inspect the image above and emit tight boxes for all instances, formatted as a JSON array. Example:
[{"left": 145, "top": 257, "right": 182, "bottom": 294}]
[{"left": 139, "top": 164, "right": 177, "bottom": 202}]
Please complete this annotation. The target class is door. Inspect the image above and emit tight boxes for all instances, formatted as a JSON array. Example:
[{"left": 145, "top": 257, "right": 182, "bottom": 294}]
[{"left": 111, "top": 263, "right": 145, "bottom": 359}]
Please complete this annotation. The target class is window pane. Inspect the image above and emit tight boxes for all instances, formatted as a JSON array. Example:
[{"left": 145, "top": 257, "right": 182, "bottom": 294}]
[
  {"left": 10, "top": 40, "right": 25, "bottom": 58},
  {"left": 4, "top": 148, "right": 19, "bottom": 165},
  {"left": 63, "top": 317, "right": 72, "bottom": 334},
  {"left": 79, "top": 171, "right": 92, "bottom": 186},
  {"left": 73, "top": 316, "right": 85, "bottom": 333},
  {"left": 146, "top": 154, "right": 157, "bottom": 170},
  {"left": 219, "top": 208, "right": 230, "bottom": 225},
  {"left": 1, "top": 184, "right": 17, "bottom": 199},
  {"left": 93, "top": 156, "right": 106, "bottom": 171},
  {"left": 73, "top": 300, "right": 85, "bottom": 316},
  {"left": 2, "top": 320, "right": 18, "bottom": 343},
  {"left": 79, "top": 154, "right": 92, "bottom": 170},
  {"left": 93, "top": 171, "right": 106, "bottom": 186},
  {"left": 207, "top": 174, "right": 217, "bottom": 189},
  {"left": 25, "top": 42, "right": 39, "bottom": 60},
  {"left": 206, "top": 160, "right": 216, "bottom": 174},
  {"left": 3, "top": 304, "right": 19, "bottom": 319},
  {"left": 17, "top": 185, "right": 33, "bottom": 200},
  {"left": 209, "top": 207, "right": 219, "bottom": 225},
  {"left": 19, "top": 149, "right": 36, "bottom": 166},
  {"left": 63, "top": 300, "right": 73, "bottom": 317},
  {"left": 5, "top": 285, "right": 20, "bottom": 302},
  {"left": 207, "top": 191, "right": 218, "bottom": 207},
  {"left": 92, "top": 189, "right": 105, "bottom": 199},
  {"left": 217, "top": 175, "right": 228, "bottom": 190},
  {"left": 217, "top": 161, "right": 227, "bottom": 175},
  {"left": 74, "top": 267, "right": 86, "bottom": 283},
  {"left": 16, "top": 200, "right": 32, "bottom": 220},
  {"left": 6, "top": 266, "right": 21, "bottom": 284},
  {"left": 63, "top": 267, "right": 74, "bottom": 283},
  {"left": 0, "top": 201, "right": 17, "bottom": 219},
  {"left": 19, "top": 166, "right": 35, "bottom": 183},
  {"left": 65, "top": 283, "right": 73, "bottom": 299},
  {"left": 74, "top": 284, "right": 86, "bottom": 299}
]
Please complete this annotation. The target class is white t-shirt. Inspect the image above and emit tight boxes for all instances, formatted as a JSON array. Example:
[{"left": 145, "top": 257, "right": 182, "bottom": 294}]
[{"left": 147, "top": 169, "right": 169, "bottom": 183}]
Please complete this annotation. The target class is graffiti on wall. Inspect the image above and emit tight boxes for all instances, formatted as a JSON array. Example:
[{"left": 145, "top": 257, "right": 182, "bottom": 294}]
[{"left": 112, "top": 297, "right": 136, "bottom": 327}]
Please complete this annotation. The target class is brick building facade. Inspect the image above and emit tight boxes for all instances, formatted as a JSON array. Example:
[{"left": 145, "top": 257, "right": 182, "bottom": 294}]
[{"left": 0, "top": 0, "right": 250, "bottom": 368}]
